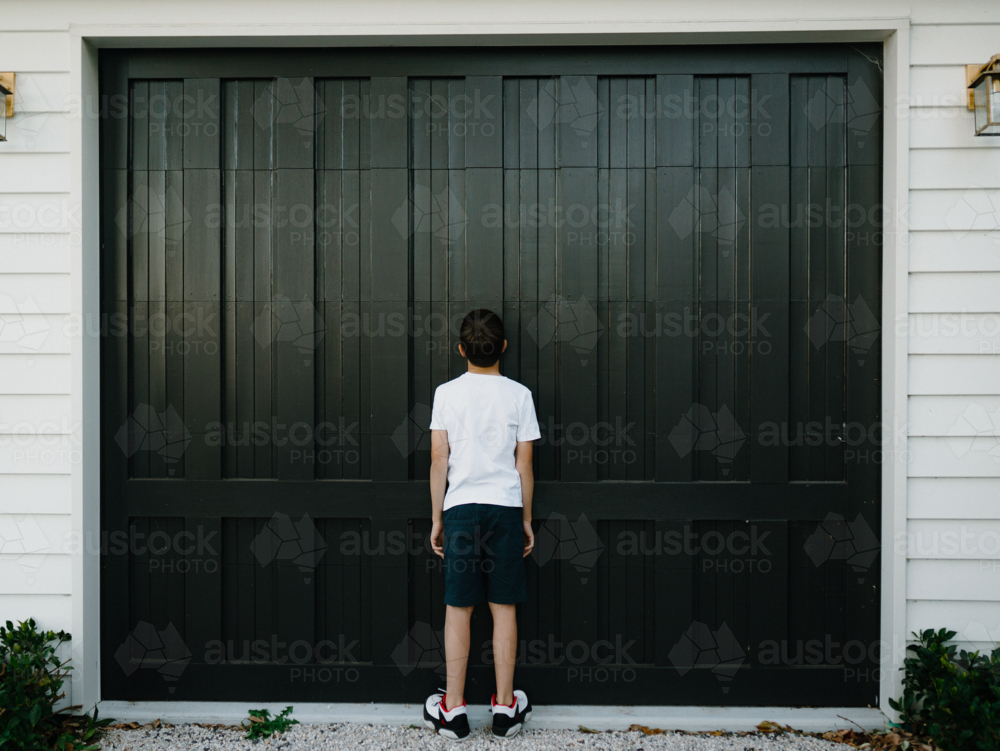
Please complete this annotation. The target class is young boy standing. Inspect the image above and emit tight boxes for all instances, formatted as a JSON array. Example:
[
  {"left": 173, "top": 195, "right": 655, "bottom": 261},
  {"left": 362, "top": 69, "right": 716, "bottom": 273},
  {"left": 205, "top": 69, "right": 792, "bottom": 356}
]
[{"left": 422, "top": 309, "right": 540, "bottom": 741}]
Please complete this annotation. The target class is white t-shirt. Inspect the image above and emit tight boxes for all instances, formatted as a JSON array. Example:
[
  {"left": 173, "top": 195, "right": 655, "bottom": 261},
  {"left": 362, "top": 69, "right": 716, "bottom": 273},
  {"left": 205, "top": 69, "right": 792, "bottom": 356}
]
[{"left": 429, "top": 373, "right": 541, "bottom": 510}]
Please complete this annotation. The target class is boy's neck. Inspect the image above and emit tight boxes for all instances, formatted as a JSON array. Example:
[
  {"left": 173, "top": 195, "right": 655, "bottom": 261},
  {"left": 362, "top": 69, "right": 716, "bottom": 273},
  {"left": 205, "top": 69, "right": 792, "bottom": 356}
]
[{"left": 466, "top": 362, "right": 501, "bottom": 376}]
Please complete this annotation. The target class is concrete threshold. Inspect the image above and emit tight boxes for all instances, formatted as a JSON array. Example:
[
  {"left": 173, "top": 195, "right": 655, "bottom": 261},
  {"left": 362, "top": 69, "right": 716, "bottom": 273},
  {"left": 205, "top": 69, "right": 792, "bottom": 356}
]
[{"left": 98, "top": 701, "right": 886, "bottom": 733}]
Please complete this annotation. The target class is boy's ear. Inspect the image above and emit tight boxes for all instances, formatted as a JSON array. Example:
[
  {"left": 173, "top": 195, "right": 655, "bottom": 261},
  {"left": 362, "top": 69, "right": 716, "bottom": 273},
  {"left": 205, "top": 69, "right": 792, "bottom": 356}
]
[
  {"left": 458, "top": 343, "right": 466, "bottom": 358},
  {"left": 502, "top": 339, "right": 508, "bottom": 353}
]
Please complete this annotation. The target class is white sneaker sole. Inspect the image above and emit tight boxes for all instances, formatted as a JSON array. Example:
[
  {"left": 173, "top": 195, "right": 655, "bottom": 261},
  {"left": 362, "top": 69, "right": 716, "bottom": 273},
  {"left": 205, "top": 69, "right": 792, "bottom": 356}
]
[{"left": 424, "top": 719, "right": 470, "bottom": 742}]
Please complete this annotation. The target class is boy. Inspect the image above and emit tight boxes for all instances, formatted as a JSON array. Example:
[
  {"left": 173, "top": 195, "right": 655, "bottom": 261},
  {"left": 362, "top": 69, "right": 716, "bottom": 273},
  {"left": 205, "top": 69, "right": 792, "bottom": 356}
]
[{"left": 422, "top": 309, "right": 540, "bottom": 741}]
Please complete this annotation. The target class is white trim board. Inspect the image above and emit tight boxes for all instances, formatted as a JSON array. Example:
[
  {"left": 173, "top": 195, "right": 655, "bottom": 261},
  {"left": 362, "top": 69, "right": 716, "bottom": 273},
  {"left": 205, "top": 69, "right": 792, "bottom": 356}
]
[{"left": 97, "top": 701, "right": 887, "bottom": 733}]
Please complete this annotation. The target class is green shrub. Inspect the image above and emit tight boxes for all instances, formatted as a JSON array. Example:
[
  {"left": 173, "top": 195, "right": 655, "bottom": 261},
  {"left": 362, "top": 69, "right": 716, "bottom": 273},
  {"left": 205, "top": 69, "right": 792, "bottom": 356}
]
[
  {"left": 0, "top": 618, "right": 111, "bottom": 751},
  {"left": 889, "top": 628, "right": 1000, "bottom": 751}
]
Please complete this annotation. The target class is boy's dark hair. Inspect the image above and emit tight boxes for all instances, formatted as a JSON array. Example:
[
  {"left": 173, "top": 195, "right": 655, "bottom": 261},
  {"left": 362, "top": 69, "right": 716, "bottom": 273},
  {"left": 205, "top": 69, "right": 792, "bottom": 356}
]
[{"left": 460, "top": 309, "right": 506, "bottom": 367}]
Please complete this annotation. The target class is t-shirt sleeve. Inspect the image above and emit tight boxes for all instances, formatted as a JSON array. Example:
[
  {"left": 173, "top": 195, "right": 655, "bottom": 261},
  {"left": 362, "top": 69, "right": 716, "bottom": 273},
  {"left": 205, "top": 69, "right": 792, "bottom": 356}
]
[
  {"left": 517, "top": 389, "right": 542, "bottom": 441},
  {"left": 429, "top": 386, "right": 445, "bottom": 431}
]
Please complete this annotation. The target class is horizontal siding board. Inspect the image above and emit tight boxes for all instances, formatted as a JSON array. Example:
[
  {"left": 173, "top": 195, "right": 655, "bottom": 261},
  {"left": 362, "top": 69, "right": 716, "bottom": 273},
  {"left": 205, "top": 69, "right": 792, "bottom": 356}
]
[
  {"left": 910, "top": 24, "right": 1000, "bottom": 66},
  {"left": 0, "top": 513, "right": 71, "bottom": 551},
  {"left": 908, "top": 436, "right": 1000, "bottom": 477},
  {"left": 0, "top": 154, "right": 71, "bottom": 193},
  {"left": 908, "top": 559, "right": 1000, "bottom": 601},
  {"left": 909, "top": 395, "right": 1000, "bottom": 435},
  {"left": 3, "top": 113, "right": 70, "bottom": 154},
  {"left": 0, "top": 235, "right": 72, "bottom": 274},
  {"left": 10, "top": 73, "right": 71, "bottom": 113},
  {"left": 0, "top": 32, "right": 69, "bottom": 71},
  {"left": 910, "top": 111, "right": 993, "bottom": 150},
  {"left": 910, "top": 150, "right": 1000, "bottom": 190},
  {"left": 0, "top": 436, "right": 76, "bottom": 473},
  {"left": 0, "top": 316, "right": 73, "bottom": 354},
  {"left": 908, "top": 189, "right": 1000, "bottom": 233},
  {"left": 0, "top": 274, "right": 71, "bottom": 313},
  {"left": 907, "top": 600, "right": 1000, "bottom": 638},
  {"left": 910, "top": 355, "right": 1000, "bottom": 395},
  {"left": 908, "top": 314, "right": 1000, "bottom": 354},
  {"left": 910, "top": 273, "right": 1000, "bottom": 312},
  {"left": 908, "top": 66, "right": 966, "bottom": 104},
  {"left": 907, "top": 519, "right": 1000, "bottom": 560},
  {"left": 910, "top": 232, "right": 1000, "bottom": 272},
  {"left": 0, "top": 555, "right": 70, "bottom": 594},
  {"left": 0, "top": 594, "right": 71, "bottom": 630},
  {"left": 0, "top": 354, "right": 70, "bottom": 394},
  {"left": 909, "top": 478, "right": 1000, "bottom": 519},
  {"left": 0, "top": 195, "right": 76, "bottom": 234},
  {"left": 0, "top": 395, "right": 71, "bottom": 426},
  {"left": 0, "top": 474, "right": 70, "bottom": 513}
]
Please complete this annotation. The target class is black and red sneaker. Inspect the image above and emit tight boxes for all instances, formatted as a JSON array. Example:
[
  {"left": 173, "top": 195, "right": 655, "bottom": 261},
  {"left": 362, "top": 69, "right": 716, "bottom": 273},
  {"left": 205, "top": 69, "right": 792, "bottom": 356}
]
[
  {"left": 491, "top": 690, "right": 532, "bottom": 738},
  {"left": 423, "top": 691, "right": 471, "bottom": 742}
]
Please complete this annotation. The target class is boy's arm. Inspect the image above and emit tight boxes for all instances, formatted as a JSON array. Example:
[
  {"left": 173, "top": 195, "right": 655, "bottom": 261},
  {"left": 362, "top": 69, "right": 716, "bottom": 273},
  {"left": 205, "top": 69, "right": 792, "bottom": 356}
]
[
  {"left": 515, "top": 440, "right": 535, "bottom": 556},
  {"left": 429, "top": 429, "right": 449, "bottom": 558}
]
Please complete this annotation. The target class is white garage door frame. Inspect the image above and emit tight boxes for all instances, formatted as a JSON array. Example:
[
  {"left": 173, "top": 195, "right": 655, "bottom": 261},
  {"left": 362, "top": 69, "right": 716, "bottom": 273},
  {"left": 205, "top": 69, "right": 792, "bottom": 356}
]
[{"left": 68, "top": 17, "right": 910, "bottom": 719}]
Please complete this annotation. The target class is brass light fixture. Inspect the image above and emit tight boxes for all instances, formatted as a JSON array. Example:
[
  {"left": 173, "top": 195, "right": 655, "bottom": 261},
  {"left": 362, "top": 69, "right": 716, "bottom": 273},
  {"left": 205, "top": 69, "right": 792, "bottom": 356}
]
[
  {"left": 0, "top": 73, "right": 14, "bottom": 142},
  {"left": 967, "top": 55, "right": 1000, "bottom": 136}
]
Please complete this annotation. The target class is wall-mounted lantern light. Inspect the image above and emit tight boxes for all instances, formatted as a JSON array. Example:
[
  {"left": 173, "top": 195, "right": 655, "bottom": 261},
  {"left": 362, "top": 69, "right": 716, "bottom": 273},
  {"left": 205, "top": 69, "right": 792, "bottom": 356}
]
[
  {"left": 967, "top": 55, "right": 1000, "bottom": 136},
  {"left": 0, "top": 73, "right": 14, "bottom": 142}
]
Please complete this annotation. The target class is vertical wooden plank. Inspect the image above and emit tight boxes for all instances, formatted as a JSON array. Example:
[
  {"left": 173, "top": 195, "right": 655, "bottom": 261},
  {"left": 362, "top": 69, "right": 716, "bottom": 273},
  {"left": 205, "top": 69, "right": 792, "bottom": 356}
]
[
  {"left": 654, "top": 520, "right": 693, "bottom": 666},
  {"left": 559, "top": 76, "right": 599, "bottom": 168},
  {"left": 655, "top": 75, "right": 694, "bottom": 167},
  {"left": 370, "top": 166, "right": 409, "bottom": 480},
  {"left": 504, "top": 78, "right": 520, "bottom": 171},
  {"left": 655, "top": 167, "right": 696, "bottom": 481},
  {"left": 465, "top": 168, "right": 504, "bottom": 303},
  {"left": 846, "top": 161, "right": 882, "bottom": 650},
  {"left": 750, "top": 165, "right": 790, "bottom": 483},
  {"left": 751, "top": 74, "right": 790, "bottom": 167},
  {"left": 503, "top": 169, "right": 521, "bottom": 302},
  {"left": 274, "top": 77, "right": 315, "bottom": 169},
  {"left": 101, "top": 53, "right": 128, "bottom": 169},
  {"left": 465, "top": 76, "right": 503, "bottom": 168},
  {"left": 519, "top": 79, "right": 538, "bottom": 170},
  {"left": 411, "top": 79, "right": 432, "bottom": 170},
  {"left": 370, "top": 77, "right": 408, "bottom": 169},
  {"left": 319, "top": 79, "right": 344, "bottom": 170},
  {"left": 252, "top": 169, "right": 273, "bottom": 478},
  {"left": 183, "top": 79, "right": 221, "bottom": 169},
  {"left": 132, "top": 81, "right": 149, "bottom": 172},
  {"left": 447, "top": 78, "right": 466, "bottom": 171},
  {"left": 253, "top": 80, "right": 275, "bottom": 171},
  {"left": 270, "top": 169, "right": 316, "bottom": 480},
  {"left": 847, "top": 50, "right": 882, "bottom": 166},
  {"left": 184, "top": 517, "right": 222, "bottom": 660},
  {"left": 370, "top": 519, "right": 409, "bottom": 665},
  {"left": 558, "top": 167, "right": 598, "bottom": 482},
  {"left": 182, "top": 168, "right": 222, "bottom": 480}
]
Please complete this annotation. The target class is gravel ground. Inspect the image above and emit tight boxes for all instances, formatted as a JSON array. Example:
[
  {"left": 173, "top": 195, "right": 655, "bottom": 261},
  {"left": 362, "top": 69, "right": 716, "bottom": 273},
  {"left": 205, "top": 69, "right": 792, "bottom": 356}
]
[{"left": 99, "top": 722, "right": 847, "bottom": 751}]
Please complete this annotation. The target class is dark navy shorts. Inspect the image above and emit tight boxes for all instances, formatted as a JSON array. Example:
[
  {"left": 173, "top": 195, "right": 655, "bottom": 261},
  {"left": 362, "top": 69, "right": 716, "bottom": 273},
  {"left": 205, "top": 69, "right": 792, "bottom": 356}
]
[{"left": 442, "top": 503, "right": 528, "bottom": 607}]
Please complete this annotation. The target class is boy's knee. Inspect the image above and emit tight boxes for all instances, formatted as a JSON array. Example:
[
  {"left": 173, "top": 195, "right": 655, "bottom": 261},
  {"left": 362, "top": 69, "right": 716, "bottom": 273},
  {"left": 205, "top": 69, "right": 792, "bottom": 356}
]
[
  {"left": 488, "top": 602, "right": 516, "bottom": 615},
  {"left": 447, "top": 604, "right": 475, "bottom": 617}
]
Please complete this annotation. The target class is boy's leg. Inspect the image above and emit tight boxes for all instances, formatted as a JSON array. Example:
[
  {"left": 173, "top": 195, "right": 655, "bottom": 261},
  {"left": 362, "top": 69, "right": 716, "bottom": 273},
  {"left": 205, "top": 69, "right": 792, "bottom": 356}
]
[
  {"left": 444, "top": 604, "right": 473, "bottom": 709},
  {"left": 489, "top": 602, "right": 517, "bottom": 706}
]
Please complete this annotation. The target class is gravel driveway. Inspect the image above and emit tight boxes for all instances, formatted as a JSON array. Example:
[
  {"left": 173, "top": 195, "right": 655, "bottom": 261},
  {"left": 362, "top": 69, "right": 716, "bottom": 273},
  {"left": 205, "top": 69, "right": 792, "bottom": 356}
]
[{"left": 99, "top": 722, "right": 847, "bottom": 751}]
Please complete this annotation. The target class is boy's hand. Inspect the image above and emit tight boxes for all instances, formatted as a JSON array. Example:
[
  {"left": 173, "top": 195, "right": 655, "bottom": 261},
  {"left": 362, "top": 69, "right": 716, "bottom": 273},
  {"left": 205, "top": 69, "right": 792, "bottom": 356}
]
[
  {"left": 430, "top": 520, "right": 445, "bottom": 559},
  {"left": 522, "top": 520, "right": 535, "bottom": 557}
]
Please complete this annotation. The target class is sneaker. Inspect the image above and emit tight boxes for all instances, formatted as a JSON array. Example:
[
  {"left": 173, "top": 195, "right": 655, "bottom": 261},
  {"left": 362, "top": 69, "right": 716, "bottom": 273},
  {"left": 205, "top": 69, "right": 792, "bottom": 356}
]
[
  {"left": 423, "top": 690, "right": 471, "bottom": 742},
  {"left": 490, "top": 690, "right": 532, "bottom": 738}
]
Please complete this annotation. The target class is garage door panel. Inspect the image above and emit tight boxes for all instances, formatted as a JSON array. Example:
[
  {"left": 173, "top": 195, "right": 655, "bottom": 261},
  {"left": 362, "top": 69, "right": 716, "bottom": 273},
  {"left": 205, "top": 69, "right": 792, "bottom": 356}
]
[{"left": 102, "top": 47, "right": 882, "bottom": 705}]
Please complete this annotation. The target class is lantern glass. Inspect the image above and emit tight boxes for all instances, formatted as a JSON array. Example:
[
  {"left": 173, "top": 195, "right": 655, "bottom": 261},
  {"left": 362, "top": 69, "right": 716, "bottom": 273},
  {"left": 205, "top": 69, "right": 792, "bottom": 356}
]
[
  {"left": 972, "top": 73, "right": 1000, "bottom": 136},
  {"left": 0, "top": 86, "right": 8, "bottom": 142}
]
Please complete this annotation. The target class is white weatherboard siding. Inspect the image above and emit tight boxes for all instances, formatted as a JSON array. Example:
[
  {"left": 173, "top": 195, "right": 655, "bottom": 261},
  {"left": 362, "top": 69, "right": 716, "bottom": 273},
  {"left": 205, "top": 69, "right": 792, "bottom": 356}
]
[
  {"left": 0, "top": 0, "right": 997, "bottom": 721},
  {"left": 907, "top": 8, "right": 1000, "bottom": 663}
]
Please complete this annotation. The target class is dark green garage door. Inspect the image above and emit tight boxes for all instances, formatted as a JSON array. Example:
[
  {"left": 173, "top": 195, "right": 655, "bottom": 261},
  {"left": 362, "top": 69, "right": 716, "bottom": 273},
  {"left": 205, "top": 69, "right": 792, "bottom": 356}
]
[{"left": 100, "top": 44, "right": 883, "bottom": 705}]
